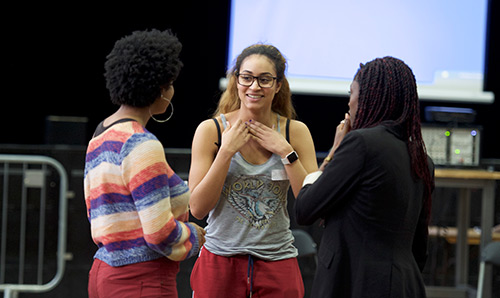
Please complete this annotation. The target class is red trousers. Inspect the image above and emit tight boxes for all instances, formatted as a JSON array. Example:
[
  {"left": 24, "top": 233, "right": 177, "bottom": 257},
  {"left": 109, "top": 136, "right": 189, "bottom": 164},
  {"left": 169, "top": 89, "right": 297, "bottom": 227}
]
[
  {"left": 190, "top": 248, "right": 304, "bottom": 298},
  {"left": 88, "top": 258, "right": 179, "bottom": 298}
]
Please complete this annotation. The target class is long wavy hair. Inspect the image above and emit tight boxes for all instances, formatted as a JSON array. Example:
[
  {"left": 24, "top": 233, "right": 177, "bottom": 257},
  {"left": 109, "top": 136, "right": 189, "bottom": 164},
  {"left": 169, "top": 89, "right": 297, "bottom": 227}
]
[
  {"left": 212, "top": 44, "right": 296, "bottom": 119},
  {"left": 353, "top": 56, "right": 433, "bottom": 219}
]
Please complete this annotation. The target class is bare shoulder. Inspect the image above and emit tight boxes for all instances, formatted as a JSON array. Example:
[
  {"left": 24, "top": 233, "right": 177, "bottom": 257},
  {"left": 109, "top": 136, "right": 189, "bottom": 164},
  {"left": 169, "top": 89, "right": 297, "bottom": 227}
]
[
  {"left": 192, "top": 118, "right": 220, "bottom": 152},
  {"left": 287, "top": 119, "right": 315, "bottom": 148},
  {"left": 287, "top": 119, "right": 317, "bottom": 171},
  {"left": 195, "top": 118, "right": 219, "bottom": 135},
  {"left": 288, "top": 119, "right": 312, "bottom": 137}
]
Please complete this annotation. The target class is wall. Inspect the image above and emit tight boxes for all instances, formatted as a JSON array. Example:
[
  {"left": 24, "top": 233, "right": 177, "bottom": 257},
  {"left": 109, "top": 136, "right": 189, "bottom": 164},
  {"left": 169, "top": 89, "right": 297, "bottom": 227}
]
[
  {"left": 1, "top": 2, "right": 499, "bottom": 296},
  {"left": 2, "top": 1, "right": 499, "bottom": 160}
]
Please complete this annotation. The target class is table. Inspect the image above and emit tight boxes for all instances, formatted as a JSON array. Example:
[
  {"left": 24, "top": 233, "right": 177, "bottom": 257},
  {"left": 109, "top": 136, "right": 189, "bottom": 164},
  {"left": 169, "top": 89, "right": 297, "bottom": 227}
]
[
  {"left": 433, "top": 168, "right": 500, "bottom": 298},
  {"left": 428, "top": 226, "right": 500, "bottom": 245}
]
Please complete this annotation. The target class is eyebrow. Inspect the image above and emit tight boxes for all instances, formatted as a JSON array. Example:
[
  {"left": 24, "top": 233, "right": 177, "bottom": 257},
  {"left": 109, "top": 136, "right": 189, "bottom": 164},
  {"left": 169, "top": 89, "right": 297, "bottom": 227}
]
[{"left": 240, "top": 70, "right": 274, "bottom": 76}]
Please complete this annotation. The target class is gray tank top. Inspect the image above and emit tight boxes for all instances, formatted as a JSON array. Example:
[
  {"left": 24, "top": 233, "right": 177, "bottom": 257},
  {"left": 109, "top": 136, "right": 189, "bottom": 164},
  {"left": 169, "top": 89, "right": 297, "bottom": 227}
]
[{"left": 203, "top": 114, "right": 297, "bottom": 260}]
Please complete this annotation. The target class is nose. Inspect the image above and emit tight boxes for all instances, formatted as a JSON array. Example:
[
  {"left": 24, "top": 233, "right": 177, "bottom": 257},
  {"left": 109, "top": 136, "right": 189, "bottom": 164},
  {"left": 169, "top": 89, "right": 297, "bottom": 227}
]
[{"left": 249, "top": 78, "right": 261, "bottom": 89}]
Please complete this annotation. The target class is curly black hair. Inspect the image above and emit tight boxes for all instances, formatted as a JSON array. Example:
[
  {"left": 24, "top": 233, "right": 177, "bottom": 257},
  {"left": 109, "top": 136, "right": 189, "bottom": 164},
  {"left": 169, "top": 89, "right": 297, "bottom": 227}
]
[{"left": 104, "top": 29, "right": 183, "bottom": 107}]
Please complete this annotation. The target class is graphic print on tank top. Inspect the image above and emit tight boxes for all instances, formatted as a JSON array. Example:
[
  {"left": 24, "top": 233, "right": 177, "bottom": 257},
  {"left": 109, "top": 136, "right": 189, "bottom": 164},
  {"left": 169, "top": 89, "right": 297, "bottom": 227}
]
[{"left": 221, "top": 173, "right": 289, "bottom": 229}]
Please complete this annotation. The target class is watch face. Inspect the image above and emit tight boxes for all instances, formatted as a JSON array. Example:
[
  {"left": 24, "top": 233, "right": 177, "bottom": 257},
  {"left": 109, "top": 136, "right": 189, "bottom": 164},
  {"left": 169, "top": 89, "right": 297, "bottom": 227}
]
[{"left": 287, "top": 151, "right": 298, "bottom": 163}]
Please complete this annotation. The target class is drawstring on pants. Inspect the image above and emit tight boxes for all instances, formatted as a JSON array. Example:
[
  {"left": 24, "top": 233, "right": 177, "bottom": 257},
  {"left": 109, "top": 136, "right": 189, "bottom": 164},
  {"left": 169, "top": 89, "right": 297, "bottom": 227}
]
[{"left": 247, "top": 255, "right": 254, "bottom": 298}]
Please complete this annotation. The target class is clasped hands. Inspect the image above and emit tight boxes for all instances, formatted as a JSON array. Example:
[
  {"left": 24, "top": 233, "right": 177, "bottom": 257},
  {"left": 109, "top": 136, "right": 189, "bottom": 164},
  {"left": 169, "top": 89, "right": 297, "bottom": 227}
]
[{"left": 220, "top": 119, "right": 291, "bottom": 157}]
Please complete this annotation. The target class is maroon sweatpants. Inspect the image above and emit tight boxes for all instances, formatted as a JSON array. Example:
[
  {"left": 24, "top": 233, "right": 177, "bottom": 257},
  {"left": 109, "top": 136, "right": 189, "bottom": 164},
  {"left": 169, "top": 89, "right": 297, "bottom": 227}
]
[
  {"left": 190, "top": 248, "right": 304, "bottom": 298},
  {"left": 88, "top": 258, "right": 180, "bottom": 298}
]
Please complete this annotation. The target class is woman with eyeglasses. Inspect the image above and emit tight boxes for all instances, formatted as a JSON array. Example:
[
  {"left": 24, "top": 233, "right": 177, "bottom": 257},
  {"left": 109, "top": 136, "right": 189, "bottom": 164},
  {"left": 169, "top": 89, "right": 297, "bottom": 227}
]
[{"left": 188, "top": 44, "right": 318, "bottom": 298}]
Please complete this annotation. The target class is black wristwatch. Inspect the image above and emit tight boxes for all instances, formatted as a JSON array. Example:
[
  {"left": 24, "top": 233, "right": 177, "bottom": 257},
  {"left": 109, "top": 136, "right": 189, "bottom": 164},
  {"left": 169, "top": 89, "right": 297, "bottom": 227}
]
[{"left": 281, "top": 151, "right": 299, "bottom": 165}]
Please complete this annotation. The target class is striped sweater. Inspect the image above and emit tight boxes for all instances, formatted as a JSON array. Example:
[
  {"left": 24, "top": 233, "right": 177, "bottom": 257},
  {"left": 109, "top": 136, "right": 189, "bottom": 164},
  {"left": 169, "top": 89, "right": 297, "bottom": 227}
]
[{"left": 84, "top": 120, "right": 200, "bottom": 266}]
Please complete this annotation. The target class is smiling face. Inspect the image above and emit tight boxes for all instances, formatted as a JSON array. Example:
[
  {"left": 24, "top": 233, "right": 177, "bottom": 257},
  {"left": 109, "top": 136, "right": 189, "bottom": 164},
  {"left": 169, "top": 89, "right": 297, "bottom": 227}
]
[{"left": 237, "top": 54, "right": 281, "bottom": 112}]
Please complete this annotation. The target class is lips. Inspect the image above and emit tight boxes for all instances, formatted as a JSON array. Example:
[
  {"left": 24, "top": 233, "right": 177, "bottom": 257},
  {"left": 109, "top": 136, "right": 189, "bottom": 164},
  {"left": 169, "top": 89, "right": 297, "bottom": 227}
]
[{"left": 247, "top": 94, "right": 264, "bottom": 100}]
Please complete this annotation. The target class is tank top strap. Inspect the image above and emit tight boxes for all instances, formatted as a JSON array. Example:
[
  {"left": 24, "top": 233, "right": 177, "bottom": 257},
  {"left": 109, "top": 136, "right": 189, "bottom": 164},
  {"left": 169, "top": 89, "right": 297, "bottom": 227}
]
[{"left": 220, "top": 114, "right": 228, "bottom": 129}]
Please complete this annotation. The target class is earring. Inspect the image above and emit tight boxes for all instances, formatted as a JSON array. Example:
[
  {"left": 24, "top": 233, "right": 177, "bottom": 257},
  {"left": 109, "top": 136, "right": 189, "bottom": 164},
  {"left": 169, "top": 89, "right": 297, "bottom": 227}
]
[{"left": 150, "top": 95, "right": 174, "bottom": 123}]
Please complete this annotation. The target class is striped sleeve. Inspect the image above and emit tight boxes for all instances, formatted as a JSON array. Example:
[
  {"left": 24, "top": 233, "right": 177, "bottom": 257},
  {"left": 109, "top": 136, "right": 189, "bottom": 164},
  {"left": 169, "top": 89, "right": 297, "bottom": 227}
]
[{"left": 121, "top": 133, "right": 200, "bottom": 261}]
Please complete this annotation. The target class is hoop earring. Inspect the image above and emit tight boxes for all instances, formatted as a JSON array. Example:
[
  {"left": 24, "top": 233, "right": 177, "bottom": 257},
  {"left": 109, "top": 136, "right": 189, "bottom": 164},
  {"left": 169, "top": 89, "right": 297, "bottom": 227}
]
[{"left": 150, "top": 95, "right": 174, "bottom": 123}]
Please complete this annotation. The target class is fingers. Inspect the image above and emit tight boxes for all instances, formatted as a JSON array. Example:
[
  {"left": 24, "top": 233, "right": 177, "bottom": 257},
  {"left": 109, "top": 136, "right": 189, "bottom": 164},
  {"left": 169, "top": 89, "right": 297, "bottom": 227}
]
[
  {"left": 238, "top": 121, "right": 252, "bottom": 141},
  {"left": 246, "top": 120, "right": 274, "bottom": 138},
  {"left": 193, "top": 224, "right": 207, "bottom": 247},
  {"left": 246, "top": 120, "right": 260, "bottom": 135},
  {"left": 225, "top": 119, "right": 248, "bottom": 136},
  {"left": 338, "top": 113, "right": 351, "bottom": 131},
  {"left": 222, "top": 119, "right": 280, "bottom": 152},
  {"left": 344, "top": 113, "right": 351, "bottom": 128},
  {"left": 198, "top": 229, "right": 206, "bottom": 247},
  {"left": 339, "top": 113, "right": 348, "bottom": 125},
  {"left": 220, "top": 119, "right": 251, "bottom": 153}
]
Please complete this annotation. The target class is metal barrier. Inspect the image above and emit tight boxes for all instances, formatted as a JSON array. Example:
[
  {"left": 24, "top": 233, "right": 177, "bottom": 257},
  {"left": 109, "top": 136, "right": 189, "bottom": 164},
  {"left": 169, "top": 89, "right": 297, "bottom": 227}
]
[{"left": 0, "top": 155, "right": 68, "bottom": 298}]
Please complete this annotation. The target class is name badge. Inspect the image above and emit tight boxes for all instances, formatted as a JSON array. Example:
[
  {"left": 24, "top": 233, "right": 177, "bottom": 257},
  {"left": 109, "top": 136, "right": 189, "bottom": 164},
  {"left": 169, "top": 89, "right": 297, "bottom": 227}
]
[{"left": 272, "top": 169, "right": 288, "bottom": 181}]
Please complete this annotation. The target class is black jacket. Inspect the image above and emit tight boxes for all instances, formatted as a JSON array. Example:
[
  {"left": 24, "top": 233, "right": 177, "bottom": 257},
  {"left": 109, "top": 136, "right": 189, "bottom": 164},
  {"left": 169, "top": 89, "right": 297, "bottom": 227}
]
[{"left": 295, "top": 123, "right": 434, "bottom": 298}]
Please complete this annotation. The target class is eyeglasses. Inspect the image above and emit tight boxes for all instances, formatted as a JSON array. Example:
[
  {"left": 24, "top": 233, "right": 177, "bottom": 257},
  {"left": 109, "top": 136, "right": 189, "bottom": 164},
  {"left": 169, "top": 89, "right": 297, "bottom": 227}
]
[{"left": 236, "top": 73, "right": 278, "bottom": 88}]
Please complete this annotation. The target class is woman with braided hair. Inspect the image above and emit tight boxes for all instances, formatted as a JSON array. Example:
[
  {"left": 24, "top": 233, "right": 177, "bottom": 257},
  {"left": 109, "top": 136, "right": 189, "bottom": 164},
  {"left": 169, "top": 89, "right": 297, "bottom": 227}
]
[{"left": 295, "top": 56, "right": 434, "bottom": 298}]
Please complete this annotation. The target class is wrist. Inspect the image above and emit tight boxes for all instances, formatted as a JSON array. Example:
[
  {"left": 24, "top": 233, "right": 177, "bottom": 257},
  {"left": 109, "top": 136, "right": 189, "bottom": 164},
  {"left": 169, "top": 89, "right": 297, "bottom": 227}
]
[
  {"left": 279, "top": 145, "right": 294, "bottom": 159},
  {"left": 217, "top": 146, "right": 237, "bottom": 160},
  {"left": 281, "top": 150, "right": 299, "bottom": 165}
]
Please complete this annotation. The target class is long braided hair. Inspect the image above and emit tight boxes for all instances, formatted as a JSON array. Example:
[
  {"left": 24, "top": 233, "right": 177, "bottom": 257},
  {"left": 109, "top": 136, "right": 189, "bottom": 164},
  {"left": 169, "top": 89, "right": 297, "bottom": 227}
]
[{"left": 353, "top": 56, "right": 433, "bottom": 219}]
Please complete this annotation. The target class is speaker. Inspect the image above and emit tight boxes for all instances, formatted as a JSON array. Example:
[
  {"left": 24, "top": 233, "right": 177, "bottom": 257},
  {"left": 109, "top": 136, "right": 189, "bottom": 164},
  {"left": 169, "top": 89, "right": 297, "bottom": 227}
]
[
  {"left": 422, "top": 125, "right": 481, "bottom": 167},
  {"left": 45, "top": 115, "right": 88, "bottom": 145}
]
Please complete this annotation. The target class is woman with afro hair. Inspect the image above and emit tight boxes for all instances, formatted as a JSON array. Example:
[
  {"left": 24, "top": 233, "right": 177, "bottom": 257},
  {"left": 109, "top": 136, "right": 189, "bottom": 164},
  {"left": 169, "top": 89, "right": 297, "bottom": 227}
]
[
  {"left": 84, "top": 29, "right": 205, "bottom": 298},
  {"left": 295, "top": 57, "right": 435, "bottom": 298}
]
